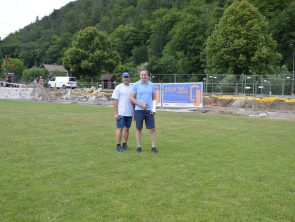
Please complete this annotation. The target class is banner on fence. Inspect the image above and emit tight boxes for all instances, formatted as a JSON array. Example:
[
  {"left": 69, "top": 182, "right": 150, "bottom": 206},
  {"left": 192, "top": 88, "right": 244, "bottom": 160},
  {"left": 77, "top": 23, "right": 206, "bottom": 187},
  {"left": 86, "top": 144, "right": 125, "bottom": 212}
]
[
  {"left": 154, "top": 83, "right": 161, "bottom": 106},
  {"left": 161, "top": 83, "right": 203, "bottom": 108}
]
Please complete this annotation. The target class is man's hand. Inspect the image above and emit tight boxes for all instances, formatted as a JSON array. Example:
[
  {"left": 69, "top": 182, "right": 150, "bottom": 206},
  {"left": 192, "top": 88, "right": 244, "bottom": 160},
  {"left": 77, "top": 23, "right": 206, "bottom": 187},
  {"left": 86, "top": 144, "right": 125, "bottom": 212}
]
[
  {"left": 140, "top": 103, "right": 148, "bottom": 110},
  {"left": 150, "top": 111, "right": 156, "bottom": 116},
  {"left": 114, "top": 114, "right": 120, "bottom": 120}
]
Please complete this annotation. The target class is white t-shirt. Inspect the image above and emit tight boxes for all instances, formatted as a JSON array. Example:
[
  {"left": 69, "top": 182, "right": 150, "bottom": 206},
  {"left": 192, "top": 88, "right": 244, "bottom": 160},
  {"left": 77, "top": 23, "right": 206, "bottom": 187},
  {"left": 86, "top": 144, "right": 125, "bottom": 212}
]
[{"left": 111, "top": 83, "right": 134, "bottom": 116}]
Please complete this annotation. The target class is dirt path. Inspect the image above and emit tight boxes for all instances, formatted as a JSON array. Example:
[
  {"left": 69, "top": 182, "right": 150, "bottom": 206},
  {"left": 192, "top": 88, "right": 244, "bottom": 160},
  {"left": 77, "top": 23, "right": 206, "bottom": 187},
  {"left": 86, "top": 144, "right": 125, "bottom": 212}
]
[{"left": 161, "top": 106, "right": 295, "bottom": 120}]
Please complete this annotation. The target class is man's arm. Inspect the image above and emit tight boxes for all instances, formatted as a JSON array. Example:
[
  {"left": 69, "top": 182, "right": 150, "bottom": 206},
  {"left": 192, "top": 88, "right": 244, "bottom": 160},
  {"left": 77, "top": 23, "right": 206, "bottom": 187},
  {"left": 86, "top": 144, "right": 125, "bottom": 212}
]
[
  {"left": 129, "top": 92, "right": 147, "bottom": 110},
  {"left": 113, "top": 99, "right": 119, "bottom": 120},
  {"left": 151, "top": 93, "right": 157, "bottom": 115}
]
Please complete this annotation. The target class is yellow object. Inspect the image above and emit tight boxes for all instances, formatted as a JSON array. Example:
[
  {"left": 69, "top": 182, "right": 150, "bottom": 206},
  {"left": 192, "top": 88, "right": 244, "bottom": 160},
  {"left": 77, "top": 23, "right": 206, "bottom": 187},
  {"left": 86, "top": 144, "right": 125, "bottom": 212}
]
[{"left": 204, "top": 95, "right": 295, "bottom": 103}]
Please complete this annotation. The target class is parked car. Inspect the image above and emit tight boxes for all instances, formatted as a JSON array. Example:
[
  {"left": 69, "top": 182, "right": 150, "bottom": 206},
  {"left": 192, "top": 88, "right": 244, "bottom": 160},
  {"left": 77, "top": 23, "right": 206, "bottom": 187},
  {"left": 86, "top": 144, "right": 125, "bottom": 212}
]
[{"left": 48, "top": 76, "right": 77, "bottom": 88}]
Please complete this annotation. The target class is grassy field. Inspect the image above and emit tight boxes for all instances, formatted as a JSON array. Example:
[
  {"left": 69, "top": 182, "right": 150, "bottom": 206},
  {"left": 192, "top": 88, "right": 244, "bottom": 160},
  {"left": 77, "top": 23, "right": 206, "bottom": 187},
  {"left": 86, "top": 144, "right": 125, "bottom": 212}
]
[{"left": 0, "top": 99, "right": 294, "bottom": 222}]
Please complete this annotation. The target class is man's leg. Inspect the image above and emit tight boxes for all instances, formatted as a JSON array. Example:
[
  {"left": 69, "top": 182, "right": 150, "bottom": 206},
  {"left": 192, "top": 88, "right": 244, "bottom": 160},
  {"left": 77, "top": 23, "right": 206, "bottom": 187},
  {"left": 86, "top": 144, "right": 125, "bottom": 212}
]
[
  {"left": 122, "top": 116, "right": 132, "bottom": 144},
  {"left": 123, "top": 127, "right": 129, "bottom": 143},
  {"left": 116, "top": 128, "right": 123, "bottom": 145},
  {"left": 149, "top": 128, "right": 156, "bottom": 148},
  {"left": 136, "top": 128, "right": 142, "bottom": 148},
  {"left": 122, "top": 127, "right": 130, "bottom": 150},
  {"left": 122, "top": 116, "right": 133, "bottom": 150},
  {"left": 146, "top": 111, "right": 158, "bottom": 153},
  {"left": 115, "top": 128, "right": 123, "bottom": 152},
  {"left": 135, "top": 111, "right": 144, "bottom": 152}
]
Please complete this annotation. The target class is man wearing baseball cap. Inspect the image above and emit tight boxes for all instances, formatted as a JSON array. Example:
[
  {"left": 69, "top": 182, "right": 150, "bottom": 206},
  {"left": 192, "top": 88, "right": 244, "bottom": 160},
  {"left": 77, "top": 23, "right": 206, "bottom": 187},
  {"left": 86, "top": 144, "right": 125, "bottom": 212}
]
[{"left": 111, "top": 72, "right": 134, "bottom": 152}]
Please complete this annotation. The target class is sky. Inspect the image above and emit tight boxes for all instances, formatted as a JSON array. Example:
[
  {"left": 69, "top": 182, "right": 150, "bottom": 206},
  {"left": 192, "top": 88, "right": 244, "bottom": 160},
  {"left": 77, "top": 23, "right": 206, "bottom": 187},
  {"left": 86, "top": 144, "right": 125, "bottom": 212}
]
[{"left": 0, "top": 0, "right": 75, "bottom": 40}]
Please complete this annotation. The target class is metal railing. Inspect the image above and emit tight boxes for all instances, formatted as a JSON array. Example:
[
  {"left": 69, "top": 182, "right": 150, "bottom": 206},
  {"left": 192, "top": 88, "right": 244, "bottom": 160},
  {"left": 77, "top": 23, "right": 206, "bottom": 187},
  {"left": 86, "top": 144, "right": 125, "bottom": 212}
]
[{"left": 2, "top": 73, "right": 295, "bottom": 97}]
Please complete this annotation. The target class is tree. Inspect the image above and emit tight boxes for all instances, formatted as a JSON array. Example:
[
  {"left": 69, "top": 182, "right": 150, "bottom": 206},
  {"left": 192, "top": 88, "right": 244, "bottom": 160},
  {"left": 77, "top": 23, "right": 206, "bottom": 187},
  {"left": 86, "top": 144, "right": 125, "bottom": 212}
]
[
  {"left": 1, "top": 58, "right": 26, "bottom": 80},
  {"left": 147, "top": 9, "right": 183, "bottom": 60},
  {"left": 131, "top": 46, "right": 148, "bottom": 65},
  {"left": 162, "top": 13, "right": 207, "bottom": 74},
  {"left": 44, "top": 33, "right": 73, "bottom": 64},
  {"left": 21, "top": 67, "right": 49, "bottom": 83},
  {"left": 110, "top": 24, "right": 141, "bottom": 64},
  {"left": 62, "top": 27, "right": 120, "bottom": 81},
  {"left": 19, "top": 42, "right": 40, "bottom": 67},
  {"left": 147, "top": 56, "right": 177, "bottom": 82},
  {"left": 269, "top": 2, "right": 295, "bottom": 71},
  {"left": 205, "top": 0, "right": 282, "bottom": 76},
  {"left": 1, "top": 0, "right": 292, "bottom": 71}
]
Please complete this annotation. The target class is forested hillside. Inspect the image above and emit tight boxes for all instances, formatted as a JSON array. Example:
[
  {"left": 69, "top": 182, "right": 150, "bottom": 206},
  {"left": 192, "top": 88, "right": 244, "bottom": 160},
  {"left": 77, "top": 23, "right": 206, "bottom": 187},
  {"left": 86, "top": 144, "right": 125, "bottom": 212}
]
[{"left": 0, "top": 0, "right": 294, "bottom": 81}]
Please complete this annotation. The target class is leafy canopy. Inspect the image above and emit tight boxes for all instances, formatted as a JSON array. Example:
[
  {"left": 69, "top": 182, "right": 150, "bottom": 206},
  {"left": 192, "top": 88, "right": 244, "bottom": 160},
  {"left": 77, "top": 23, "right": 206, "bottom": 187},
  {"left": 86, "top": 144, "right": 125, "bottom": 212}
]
[
  {"left": 63, "top": 27, "right": 120, "bottom": 81},
  {"left": 22, "top": 67, "right": 49, "bottom": 83},
  {"left": 1, "top": 58, "right": 26, "bottom": 79},
  {"left": 205, "top": 0, "right": 282, "bottom": 75}
]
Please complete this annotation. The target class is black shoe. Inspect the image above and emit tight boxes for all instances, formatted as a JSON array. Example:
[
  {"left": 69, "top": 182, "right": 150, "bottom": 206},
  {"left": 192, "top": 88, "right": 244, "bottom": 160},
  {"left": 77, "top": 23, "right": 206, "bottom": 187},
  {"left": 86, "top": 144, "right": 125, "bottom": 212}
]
[
  {"left": 136, "top": 147, "right": 142, "bottom": 153},
  {"left": 122, "top": 144, "right": 129, "bottom": 151},
  {"left": 151, "top": 147, "right": 158, "bottom": 153}
]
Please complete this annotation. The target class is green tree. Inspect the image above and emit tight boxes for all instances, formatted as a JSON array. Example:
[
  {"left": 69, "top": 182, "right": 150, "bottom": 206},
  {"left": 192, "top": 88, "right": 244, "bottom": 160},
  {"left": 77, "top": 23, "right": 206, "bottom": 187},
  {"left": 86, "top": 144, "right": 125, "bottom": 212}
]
[
  {"left": 147, "top": 56, "right": 177, "bottom": 82},
  {"left": 19, "top": 42, "right": 40, "bottom": 67},
  {"left": 205, "top": 0, "right": 282, "bottom": 76},
  {"left": 44, "top": 33, "right": 73, "bottom": 64},
  {"left": 63, "top": 27, "right": 120, "bottom": 81},
  {"left": 21, "top": 67, "right": 49, "bottom": 83},
  {"left": 269, "top": 2, "right": 295, "bottom": 71},
  {"left": 147, "top": 9, "right": 183, "bottom": 60},
  {"left": 162, "top": 13, "right": 206, "bottom": 74},
  {"left": 131, "top": 46, "right": 148, "bottom": 65},
  {"left": 1, "top": 58, "right": 26, "bottom": 80},
  {"left": 110, "top": 24, "right": 141, "bottom": 64},
  {"left": 162, "top": 1, "right": 227, "bottom": 75}
]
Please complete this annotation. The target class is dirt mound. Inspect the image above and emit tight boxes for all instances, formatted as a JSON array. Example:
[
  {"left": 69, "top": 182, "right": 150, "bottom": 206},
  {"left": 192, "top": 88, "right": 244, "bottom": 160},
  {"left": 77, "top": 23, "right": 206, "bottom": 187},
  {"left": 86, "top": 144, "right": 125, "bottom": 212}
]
[
  {"left": 201, "top": 95, "right": 295, "bottom": 120},
  {"left": 204, "top": 95, "right": 295, "bottom": 111}
]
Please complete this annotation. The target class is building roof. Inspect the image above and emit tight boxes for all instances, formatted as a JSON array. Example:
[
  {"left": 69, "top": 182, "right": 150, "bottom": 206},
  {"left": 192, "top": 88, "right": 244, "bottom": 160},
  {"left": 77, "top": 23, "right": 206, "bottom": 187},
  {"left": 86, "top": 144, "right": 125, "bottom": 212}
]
[
  {"left": 100, "top": 74, "right": 115, "bottom": 81},
  {"left": 41, "top": 64, "right": 67, "bottom": 73}
]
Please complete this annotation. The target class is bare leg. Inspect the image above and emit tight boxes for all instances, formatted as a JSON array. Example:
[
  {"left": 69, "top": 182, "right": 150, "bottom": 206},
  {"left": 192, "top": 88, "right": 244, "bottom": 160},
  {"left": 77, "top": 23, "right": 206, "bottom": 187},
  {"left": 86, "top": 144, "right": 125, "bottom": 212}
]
[
  {"left": 116, "top": 128, "right": 123, "bottom": 144},
  {"left": 136, "top": 128, "right": 142, "bottom": 147},
  {"left": 149, "top": 128, "right": 156, "bottom": 147},
  {"left": 123, "top": 127, "right": 129, "bottom": 143}
]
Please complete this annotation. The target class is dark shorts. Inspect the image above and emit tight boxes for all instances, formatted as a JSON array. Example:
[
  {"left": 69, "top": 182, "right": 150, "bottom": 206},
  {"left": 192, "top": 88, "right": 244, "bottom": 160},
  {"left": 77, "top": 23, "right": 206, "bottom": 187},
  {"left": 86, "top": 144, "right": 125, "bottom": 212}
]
[
  {"left": 135, "top": 110, "right": 155, "bottom": 129},
  {"left": 116, "top": 116, "right": 133, "bottom": 129}
]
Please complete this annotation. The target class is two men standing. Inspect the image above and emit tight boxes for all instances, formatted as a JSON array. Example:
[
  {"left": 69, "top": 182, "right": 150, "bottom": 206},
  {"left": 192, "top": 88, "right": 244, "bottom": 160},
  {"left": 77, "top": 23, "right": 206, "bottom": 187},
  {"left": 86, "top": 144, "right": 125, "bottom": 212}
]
[{"left": 111, "top": 69, "right": 158, "bottom": 153}]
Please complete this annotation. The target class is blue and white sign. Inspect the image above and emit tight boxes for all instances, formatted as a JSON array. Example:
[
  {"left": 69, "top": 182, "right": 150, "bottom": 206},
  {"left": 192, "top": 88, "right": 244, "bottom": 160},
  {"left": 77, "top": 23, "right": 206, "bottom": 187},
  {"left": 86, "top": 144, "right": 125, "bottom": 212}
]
[
  {"left": 154, "top": 83, "right": 161, "bottom": 106},
  {"left": 162, "top": 83, "right": 203, "bottom": 107}
]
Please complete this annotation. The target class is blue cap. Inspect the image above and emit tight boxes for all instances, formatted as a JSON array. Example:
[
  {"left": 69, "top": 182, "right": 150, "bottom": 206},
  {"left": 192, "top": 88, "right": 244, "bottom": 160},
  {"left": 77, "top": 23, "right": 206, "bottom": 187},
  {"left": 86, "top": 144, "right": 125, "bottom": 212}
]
[{"left": 122, "top": 72, "right": 130, "bottom": 77}]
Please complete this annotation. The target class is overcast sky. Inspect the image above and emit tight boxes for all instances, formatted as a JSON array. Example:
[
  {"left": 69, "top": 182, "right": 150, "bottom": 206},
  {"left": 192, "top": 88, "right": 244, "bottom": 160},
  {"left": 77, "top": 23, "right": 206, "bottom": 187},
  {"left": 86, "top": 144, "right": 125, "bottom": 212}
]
[{"left": 0, "top": 0, "right": 75, "bottom": 40}]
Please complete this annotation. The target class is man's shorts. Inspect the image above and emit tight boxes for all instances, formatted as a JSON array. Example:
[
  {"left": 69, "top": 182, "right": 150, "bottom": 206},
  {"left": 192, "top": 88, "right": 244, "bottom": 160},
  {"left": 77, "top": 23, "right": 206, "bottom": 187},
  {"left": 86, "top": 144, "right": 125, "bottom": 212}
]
[
  {"left": 135, "top": 110, "right": 155, "bottom": 129},
  {"left": 116, "top": 116, "right": 133, "bottom": 129}
]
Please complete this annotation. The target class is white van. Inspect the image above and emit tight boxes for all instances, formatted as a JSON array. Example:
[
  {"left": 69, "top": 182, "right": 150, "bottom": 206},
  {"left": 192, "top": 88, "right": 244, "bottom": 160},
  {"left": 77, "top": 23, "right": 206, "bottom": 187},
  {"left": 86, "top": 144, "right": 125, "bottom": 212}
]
[{"left": 48, "top": 76, "right": 77, "bottom": 88}]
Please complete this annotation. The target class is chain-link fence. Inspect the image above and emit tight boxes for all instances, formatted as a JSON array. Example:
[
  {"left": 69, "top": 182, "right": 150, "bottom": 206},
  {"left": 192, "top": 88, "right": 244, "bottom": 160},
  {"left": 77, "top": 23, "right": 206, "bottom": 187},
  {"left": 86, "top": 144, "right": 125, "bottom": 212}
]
[
  {"left": 2, "top": 73, "right": 295, "bottom": 97},
  {"left": 206, "top": 75, "right": 295, "bottom": 96},
  {"left": 147, "top": 73, "right": 295, "bottom": 97}
]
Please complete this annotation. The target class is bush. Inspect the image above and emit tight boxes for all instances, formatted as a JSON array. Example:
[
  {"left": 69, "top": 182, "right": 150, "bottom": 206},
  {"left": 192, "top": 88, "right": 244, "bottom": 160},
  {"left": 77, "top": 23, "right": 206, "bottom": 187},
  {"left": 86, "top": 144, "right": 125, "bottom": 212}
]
[{"left": 22, "top": 67, "right": 49, "bottom": 83}]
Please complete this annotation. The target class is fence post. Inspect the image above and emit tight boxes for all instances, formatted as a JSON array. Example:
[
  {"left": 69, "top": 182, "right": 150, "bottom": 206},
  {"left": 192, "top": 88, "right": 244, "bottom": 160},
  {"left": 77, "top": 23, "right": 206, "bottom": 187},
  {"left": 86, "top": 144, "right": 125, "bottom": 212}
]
[
  {"left": 205, "top": 74, "right": 208, "bottom": 94},
  {"left": 240, "top": 74, "right": 243, "bottom": 94},
  {"left": 252, "top": 82, "right": 254, "bottom": 96},
  {"left": 282, "top": 77, "right": 285, "bottom": 96},
  {"left": 261, "top": 77, "right": 264, "bottom": 95}
]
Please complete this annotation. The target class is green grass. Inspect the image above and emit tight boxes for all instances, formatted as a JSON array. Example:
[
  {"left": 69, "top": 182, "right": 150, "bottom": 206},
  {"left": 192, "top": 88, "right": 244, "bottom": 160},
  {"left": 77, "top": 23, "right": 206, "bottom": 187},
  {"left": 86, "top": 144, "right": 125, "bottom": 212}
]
[{"left": 0, "top": 100, "right": 294, "bottom": 222}]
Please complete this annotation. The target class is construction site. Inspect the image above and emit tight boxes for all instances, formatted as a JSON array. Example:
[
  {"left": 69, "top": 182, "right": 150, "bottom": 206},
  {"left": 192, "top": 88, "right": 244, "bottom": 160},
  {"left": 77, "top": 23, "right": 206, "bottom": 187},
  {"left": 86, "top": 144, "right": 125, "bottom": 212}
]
[{"left": 0, "top": 84, "right": 294, "bottom": 120}]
